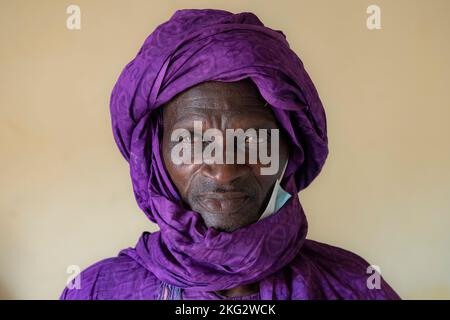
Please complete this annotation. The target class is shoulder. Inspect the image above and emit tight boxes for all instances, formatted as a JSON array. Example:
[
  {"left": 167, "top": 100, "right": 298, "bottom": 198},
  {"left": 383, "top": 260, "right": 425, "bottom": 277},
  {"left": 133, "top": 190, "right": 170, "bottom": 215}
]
[
  {"left": 302, "top": 239, "right": 373, "bottom": 272},
  {"left": 293, "top": 239, "right": 400, "bottom": 300},
  {"left": 59, "top": 253, "right": 160, "bottom": 300}
]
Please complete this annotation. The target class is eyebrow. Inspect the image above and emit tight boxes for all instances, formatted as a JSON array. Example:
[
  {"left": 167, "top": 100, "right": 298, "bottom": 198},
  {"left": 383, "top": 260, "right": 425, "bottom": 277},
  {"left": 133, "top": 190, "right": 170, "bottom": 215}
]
[
  {"left": 172, "top": 111, "right": 207, "bottom": 124},
  {"left": 172, "top": 100, "right": 271, "bottom": 116},
  {"left": 173, "top": 95, "right": 264, "bottom": 104},
  {"left": 171, "top": 116, "right": 278, "bottom": 131},
  {"left": 172, "top": 95, "right": 268, "bottom": 107}
]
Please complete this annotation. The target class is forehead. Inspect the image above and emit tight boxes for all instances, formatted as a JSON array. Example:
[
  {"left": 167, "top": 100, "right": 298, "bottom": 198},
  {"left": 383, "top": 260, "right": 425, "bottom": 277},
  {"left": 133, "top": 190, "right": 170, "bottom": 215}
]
[{"left": 163, "top": 80, "right": 275, "bottom": 121}]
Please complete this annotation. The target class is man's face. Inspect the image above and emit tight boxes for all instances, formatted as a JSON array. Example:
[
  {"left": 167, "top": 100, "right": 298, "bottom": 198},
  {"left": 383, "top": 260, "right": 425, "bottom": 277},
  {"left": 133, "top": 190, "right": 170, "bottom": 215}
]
[{"left": 162, "top": 80, "right": 288, "bottom": 232}]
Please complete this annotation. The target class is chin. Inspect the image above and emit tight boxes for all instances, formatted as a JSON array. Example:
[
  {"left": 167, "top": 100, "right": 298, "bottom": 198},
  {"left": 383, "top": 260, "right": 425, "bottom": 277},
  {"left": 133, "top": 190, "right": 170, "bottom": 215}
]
[{"left": 202, "top": 214, "right": 259, "bottom": 233}]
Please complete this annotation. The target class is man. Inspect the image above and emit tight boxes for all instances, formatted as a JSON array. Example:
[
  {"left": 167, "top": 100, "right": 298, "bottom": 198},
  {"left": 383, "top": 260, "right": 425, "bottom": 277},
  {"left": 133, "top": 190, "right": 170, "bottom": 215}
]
[{"left": 61, "top": 9, "right": 399, "bottom": 300}]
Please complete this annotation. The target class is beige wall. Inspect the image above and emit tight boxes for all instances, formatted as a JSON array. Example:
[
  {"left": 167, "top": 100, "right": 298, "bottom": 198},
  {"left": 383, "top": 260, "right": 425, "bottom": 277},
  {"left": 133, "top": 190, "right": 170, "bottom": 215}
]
[{"left": 1, "top": 0, "right": 449, "bottom": 299}]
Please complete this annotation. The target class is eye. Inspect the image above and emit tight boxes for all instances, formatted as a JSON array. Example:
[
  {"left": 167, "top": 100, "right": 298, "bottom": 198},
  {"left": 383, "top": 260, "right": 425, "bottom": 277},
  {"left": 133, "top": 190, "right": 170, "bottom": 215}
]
[
  {"left": 244, "top": 135, "right": 268, "bottom": 145},
  {"left": 244, "top": 136, "right": 256, "bottom": 144},
  {"left": 259, "top": 136, "right": 268, "bottom": 143},
  {"left": 178, "top": 132, "right": 203, "bottom": 144},
  {"left": 203, "top": 137, "right": 213, "bottom": 147},
  {"left": 179, "top": 134, "right": 192, "bottom": 143},
  {"left": 259, "top": 131, "right": 272, "bottom": 144}
]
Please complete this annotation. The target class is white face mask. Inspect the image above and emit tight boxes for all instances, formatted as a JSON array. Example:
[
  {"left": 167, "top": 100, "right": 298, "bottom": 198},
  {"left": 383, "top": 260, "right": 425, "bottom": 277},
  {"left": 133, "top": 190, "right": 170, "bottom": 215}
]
[{"left": 258, "top": 160, "right": 291, "bottom": 221}]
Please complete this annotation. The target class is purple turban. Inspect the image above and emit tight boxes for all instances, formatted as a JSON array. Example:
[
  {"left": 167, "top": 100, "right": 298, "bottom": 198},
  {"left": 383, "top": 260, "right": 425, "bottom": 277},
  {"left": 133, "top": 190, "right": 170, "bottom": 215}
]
[{"left": 61, "top": 9, "right": 400, "bottom": 300}]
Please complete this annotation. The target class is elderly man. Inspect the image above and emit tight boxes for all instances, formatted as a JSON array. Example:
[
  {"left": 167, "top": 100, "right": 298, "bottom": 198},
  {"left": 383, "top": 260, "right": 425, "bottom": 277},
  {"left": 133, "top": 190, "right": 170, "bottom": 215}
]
[{"left": 61, "top": 9, "right": 399, "bottom": 300}]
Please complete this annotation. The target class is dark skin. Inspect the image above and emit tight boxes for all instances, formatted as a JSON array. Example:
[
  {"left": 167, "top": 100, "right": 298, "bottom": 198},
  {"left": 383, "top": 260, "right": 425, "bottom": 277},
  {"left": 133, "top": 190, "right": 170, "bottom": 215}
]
[{"left": 162, "top": 79, "right": 288, "bottom": 297}]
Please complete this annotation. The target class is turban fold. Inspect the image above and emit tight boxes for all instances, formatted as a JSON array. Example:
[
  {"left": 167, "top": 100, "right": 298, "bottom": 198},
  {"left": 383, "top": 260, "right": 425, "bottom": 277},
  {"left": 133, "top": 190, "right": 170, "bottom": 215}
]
[{"left": 65, "top": 9, "right": 399, "bottom": 300}]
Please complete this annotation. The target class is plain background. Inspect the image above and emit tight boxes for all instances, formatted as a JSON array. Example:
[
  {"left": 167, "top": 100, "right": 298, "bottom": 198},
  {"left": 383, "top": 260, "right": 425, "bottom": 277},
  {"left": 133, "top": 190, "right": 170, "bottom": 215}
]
[{"left": 1, "top": 0, "right": 449, "bottom": 299}]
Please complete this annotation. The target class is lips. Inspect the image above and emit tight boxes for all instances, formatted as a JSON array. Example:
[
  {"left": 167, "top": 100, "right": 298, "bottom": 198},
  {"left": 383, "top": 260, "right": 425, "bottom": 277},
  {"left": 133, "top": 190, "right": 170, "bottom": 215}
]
[{"left": 196, "top": 192, "right": 250, "bottom": 215}]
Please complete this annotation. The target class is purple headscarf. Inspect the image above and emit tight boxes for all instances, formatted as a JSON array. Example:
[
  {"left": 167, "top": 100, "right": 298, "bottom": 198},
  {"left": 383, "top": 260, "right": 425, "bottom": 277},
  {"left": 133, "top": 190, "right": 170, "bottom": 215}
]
[{"left": 61, "top": 9, "right": 400, "bottom": 300}]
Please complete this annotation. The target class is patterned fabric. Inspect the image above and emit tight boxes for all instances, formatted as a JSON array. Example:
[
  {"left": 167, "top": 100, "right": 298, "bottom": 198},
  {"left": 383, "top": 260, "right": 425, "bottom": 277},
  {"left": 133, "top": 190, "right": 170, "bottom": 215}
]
[{"left": 60, "top": 9, "right": 400, "bottom": 300}]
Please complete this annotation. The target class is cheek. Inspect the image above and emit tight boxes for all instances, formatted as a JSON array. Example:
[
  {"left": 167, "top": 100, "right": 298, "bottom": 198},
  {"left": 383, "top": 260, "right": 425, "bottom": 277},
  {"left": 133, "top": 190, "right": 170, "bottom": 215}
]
[
  {"left": 250, "top": 165, "right": 278, "bottom": 194},
  {"left": 259, "top": 173, "right": 279, "bottom": 194},
  {"left": 168, "top": 164, "right": 197, "bottom": 178},
  {"left": 162, "top": 149, "right": 200, "bottom": 196}
]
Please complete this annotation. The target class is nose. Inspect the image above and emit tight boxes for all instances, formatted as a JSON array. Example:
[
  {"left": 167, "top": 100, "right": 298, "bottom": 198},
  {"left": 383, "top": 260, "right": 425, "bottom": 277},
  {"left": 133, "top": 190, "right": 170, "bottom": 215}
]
[{"left": 201, "top": 163, "right": 247, "bottom": 186}]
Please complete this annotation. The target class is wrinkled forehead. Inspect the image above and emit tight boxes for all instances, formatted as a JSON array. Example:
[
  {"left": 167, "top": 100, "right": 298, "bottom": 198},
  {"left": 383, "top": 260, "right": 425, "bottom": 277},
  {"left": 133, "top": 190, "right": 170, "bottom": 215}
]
[{"left": 162, "top": 80, "right": 278, "bottom": 126}]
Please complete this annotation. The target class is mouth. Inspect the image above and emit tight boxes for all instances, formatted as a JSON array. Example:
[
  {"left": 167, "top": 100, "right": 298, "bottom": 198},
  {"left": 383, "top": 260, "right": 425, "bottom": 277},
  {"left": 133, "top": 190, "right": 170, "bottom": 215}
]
[{"left": 196, "top": 192, "right": 251, "bottom": 215}]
